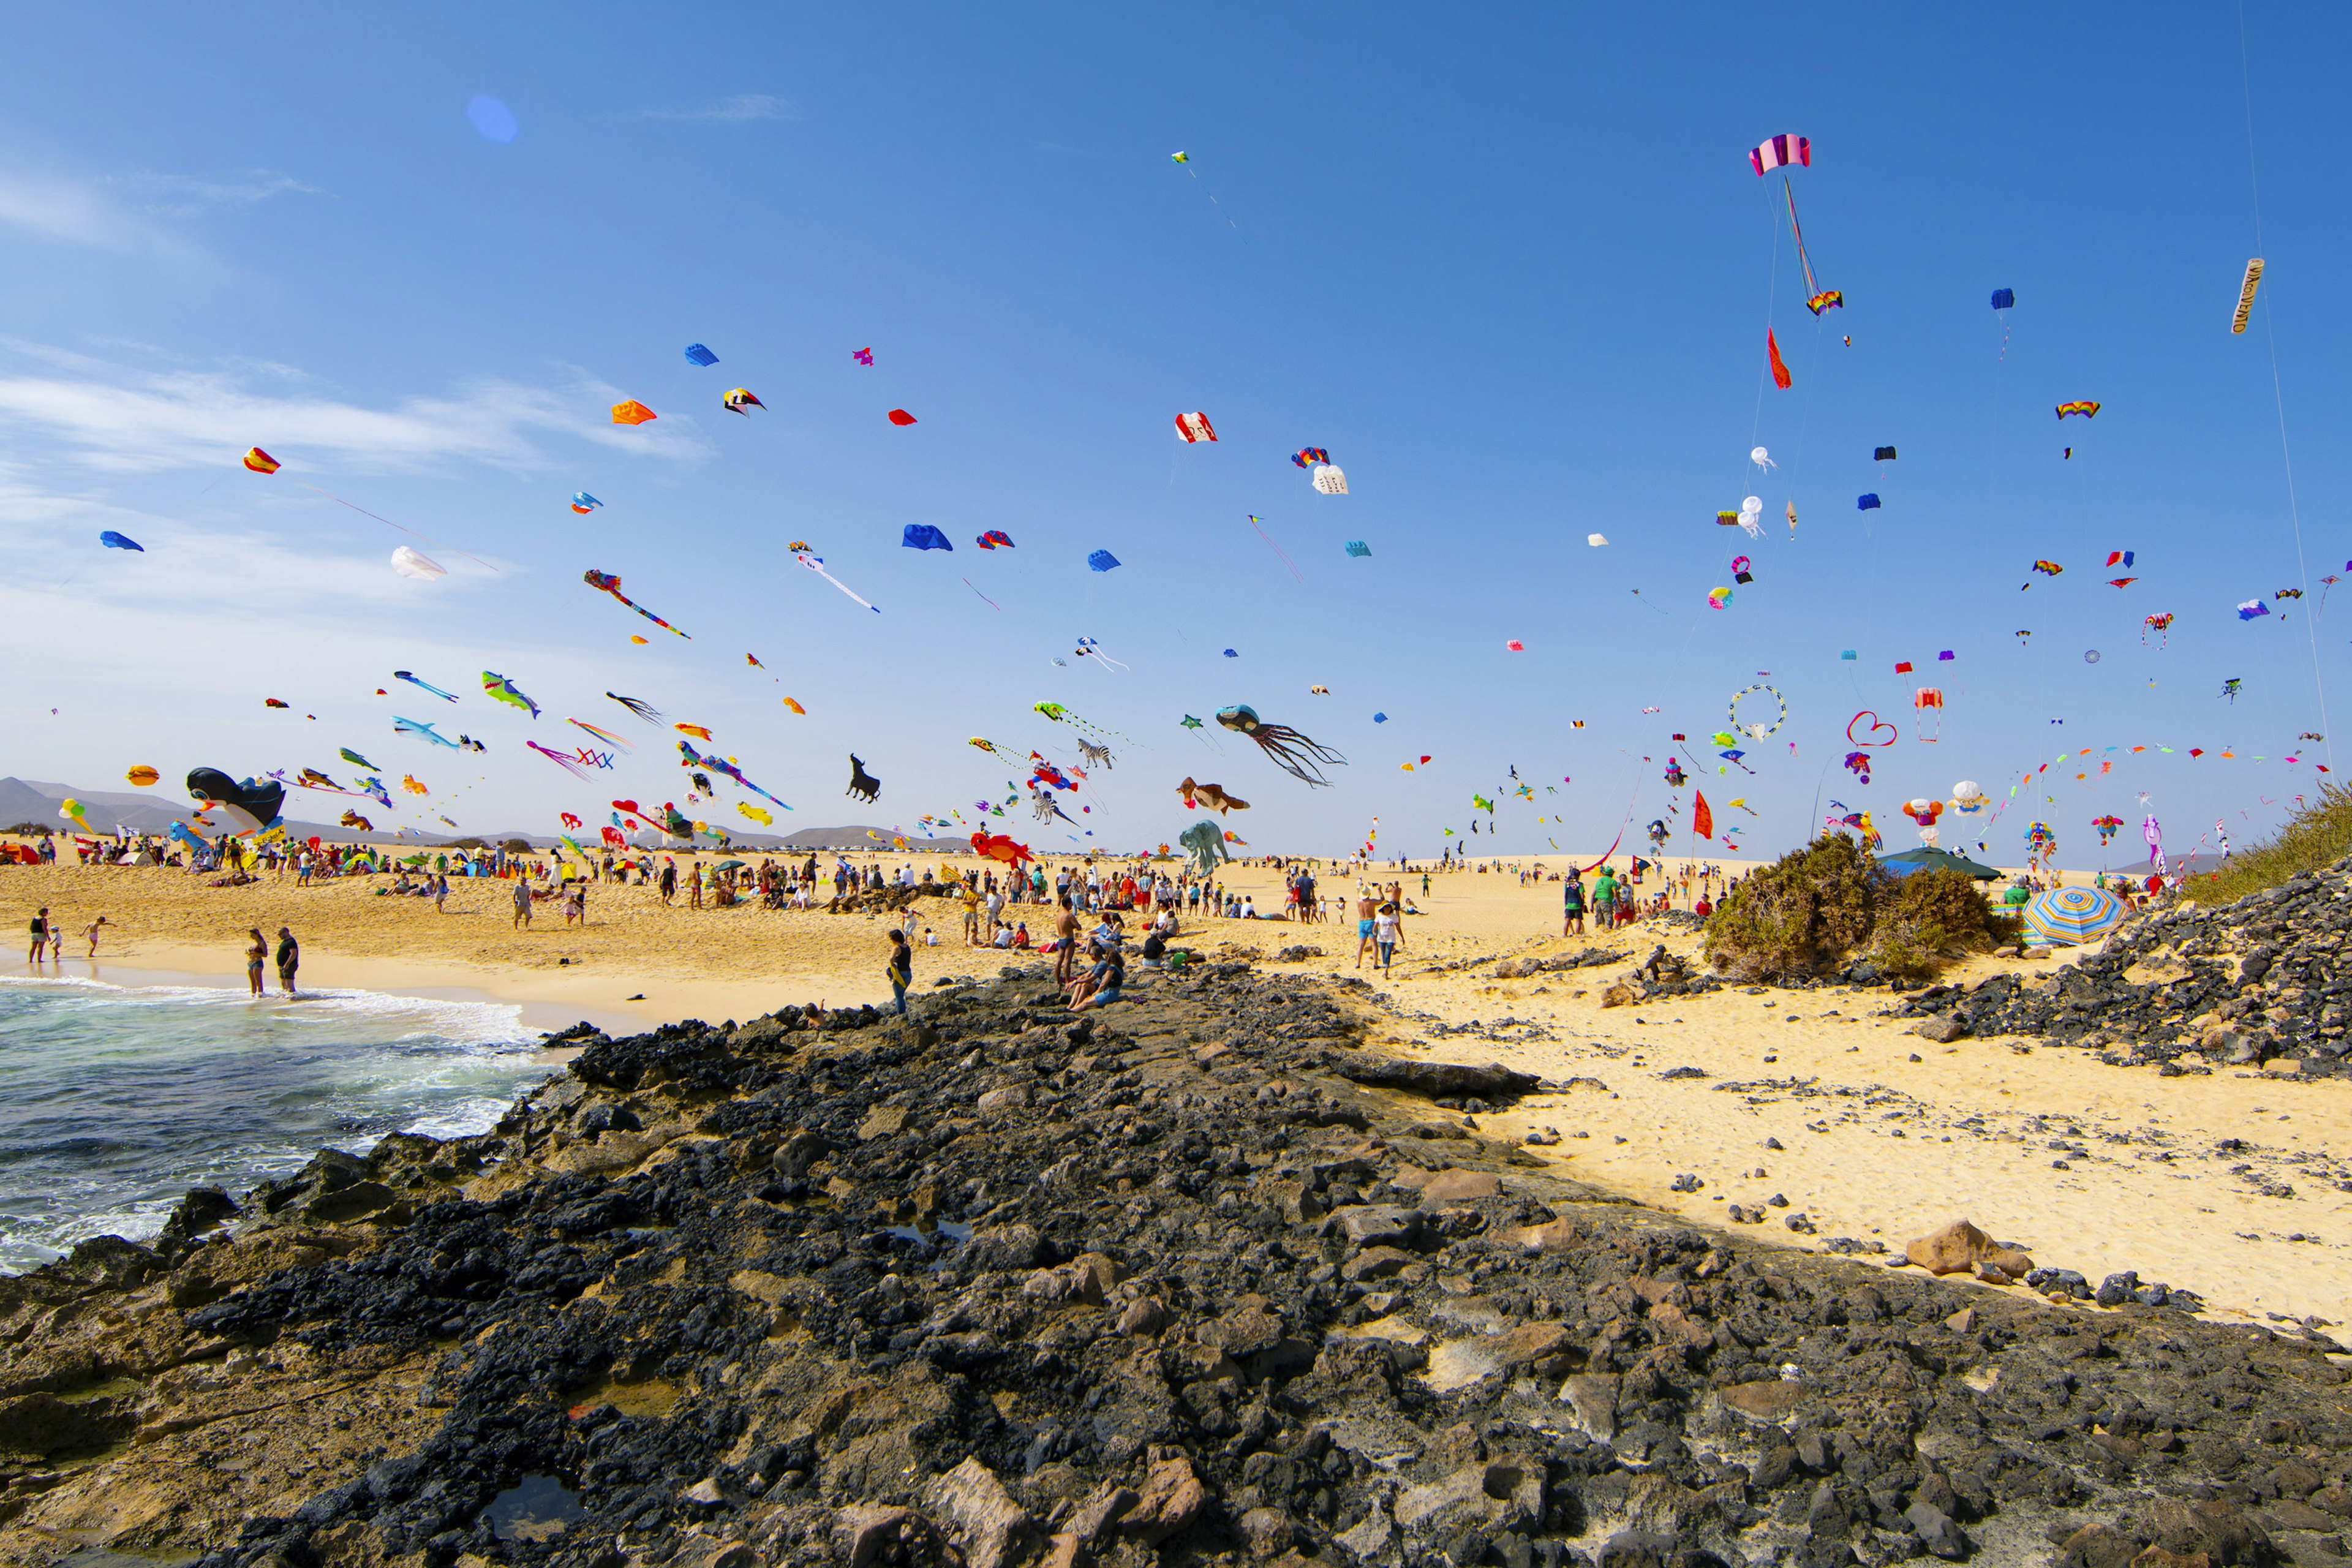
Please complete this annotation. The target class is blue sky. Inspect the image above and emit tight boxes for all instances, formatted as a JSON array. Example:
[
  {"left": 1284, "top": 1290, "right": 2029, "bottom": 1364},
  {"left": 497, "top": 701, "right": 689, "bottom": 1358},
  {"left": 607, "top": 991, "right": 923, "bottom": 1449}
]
[{"left": 1, "top": 5, "right": 2344, "bottom": 868}]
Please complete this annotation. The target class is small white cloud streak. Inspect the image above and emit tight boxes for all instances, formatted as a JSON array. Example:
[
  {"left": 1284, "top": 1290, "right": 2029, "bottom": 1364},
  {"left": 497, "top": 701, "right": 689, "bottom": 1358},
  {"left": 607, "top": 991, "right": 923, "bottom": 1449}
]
[
  {"left": 108, "top": 169, "right": 317, "bottom": 217},
  {"left": 637, "top": 94, "right": 796, "bottom": 124},
  {"left": 0, "top": 345, "right": 712, "bottom": 477}
]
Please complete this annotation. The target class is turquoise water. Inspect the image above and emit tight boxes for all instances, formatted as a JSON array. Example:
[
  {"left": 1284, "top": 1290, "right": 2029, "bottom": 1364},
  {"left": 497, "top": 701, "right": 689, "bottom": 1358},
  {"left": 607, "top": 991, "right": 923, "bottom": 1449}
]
[{"left": 0, "top": 976, "right": 557, "bottom": 1273}]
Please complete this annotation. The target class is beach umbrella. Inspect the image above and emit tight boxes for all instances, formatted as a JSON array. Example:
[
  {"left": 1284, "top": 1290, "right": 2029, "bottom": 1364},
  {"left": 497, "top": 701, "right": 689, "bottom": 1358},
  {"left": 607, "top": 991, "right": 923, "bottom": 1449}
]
[{"left": 2021, "top": 884, "right": 2125, "bottom": 946}]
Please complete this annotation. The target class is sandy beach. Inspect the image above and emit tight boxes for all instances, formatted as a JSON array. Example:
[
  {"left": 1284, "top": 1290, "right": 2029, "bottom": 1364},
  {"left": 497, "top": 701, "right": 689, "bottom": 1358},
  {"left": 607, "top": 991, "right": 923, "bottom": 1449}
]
[{"left": 5, "top": 850, "right": 2343, "bottom": 1330}]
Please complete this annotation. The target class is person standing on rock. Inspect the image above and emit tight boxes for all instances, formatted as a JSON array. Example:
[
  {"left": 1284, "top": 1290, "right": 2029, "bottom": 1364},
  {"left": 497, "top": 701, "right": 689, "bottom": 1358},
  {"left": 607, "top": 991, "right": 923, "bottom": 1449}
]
[
  {"left": 1053, "top": 897, "right": 1080, "bottom": 984},
  {"left": 886, "top": 928, "right": 913, "bottom": 1016}
]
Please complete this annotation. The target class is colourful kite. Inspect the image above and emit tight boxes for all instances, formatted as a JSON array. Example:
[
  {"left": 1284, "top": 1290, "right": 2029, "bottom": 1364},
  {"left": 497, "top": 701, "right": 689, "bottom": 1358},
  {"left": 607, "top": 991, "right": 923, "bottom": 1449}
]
[
  {"left": 976, "top": 530, "right": 1016, "bottom": 549},
  {"left": 2231, "top": 258, "right": 2264, "bottom": 334},
  {"left": 1749, "top": 134, "right": 1809, "bottom": 174},
  {"left": 1806, "top": 290, "right": 1844, "bottom": 314},
  {"left": 1174, "top": 411, "right": 1217, "bottom": 443},
  {"left": 1217, "top": 704, "right": 1346, "bottom": 787},
  {"left": 1292, "top": 448, "right": 1329, "bottom": 468},
  {"left": 126, "top": 765, "right": 159, "bottom": 786},
  {"left": 853, "top": 347, "right": 873, "bottom": 365},
  {"left": 674, "top": 722, "right": 712, "bottom": 740},
  {"left": 482, "top": 671, "right": 541, "bottom": 717},
  {"left": 393, "top": 670, "right": 457, "bottom": 703},
  {"left": 2056, "top": 401, "right": 2100, "bottom": 420},
  {"left": 723, "top": 388, "right": 764, "bottom": 415},
  {"left": 2031, "top": 560, "right": 2064, "bottom": 577},
  {"left": 526, "top": 739, "right": 592, "bottom": 780},
  {"left": 611, "top": 401, "right": 658, "bottom": 425},
  {"left": 2238, "top": 598, "right": 2270, "bottom": 620},
  {"left": 568, "top": 718, "right": 632, "bottom": 750},
  {"left": 571, "top": 492, "right": 602, "bottom": 514},
  {"left": 793, "top": 549, "right": 881, "bottom": 613},
  {"left": 783, "top": 697, "right": 805, "bottom": 714},
  {"left": 401, "top": 775, "right": 428, "bottom": 796},
  {"left": 243, "top": 447, "right": 279, "bottom": 474},
  {"left": 678, "top": 739, "right": 793, "bottom": 811},
  {"left": 584, "top": 570, "right": 689, "bottom": 638},
  {"left": 394, "top": 716, "right": 459, "bottom": 747},
  {"left": 337, "top": 747, "right": 379, "bottom": 770}
]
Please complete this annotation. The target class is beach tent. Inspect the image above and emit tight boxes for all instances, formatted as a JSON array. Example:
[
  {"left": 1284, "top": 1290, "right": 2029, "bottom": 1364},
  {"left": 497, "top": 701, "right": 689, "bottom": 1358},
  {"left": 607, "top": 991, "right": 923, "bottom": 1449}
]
[
  {"left": 2021, "top": 885, "right": 2126, "bottom": 946},
  {"left": 1878, "top": 847, "right": 2000, "bottom": 880}
]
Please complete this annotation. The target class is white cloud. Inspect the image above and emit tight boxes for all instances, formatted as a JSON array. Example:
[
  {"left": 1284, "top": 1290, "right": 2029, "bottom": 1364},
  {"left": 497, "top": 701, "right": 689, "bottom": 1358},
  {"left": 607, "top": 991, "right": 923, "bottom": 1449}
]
[
  {"left": 637, "top": 94, "right": 796, "bottom": 124},
  {"left": 0, "top": 170, "right": 155, "bottom": 249},
  {"left": 0, "top": 342, "right": 712, "bottom": 477},
  {"left": 108, "top": 169, "right": 317, "bottom": 217}
]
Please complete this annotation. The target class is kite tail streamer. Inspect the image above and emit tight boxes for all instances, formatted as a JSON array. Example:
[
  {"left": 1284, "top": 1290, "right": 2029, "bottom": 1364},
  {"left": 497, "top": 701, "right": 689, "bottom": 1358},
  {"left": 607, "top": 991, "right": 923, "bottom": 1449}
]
[
  {"left": 526, "top": 741, "right": 594, "bottom": 781},
  {"left": 295, "top": 483, "right": 499, "bottom": 571},
  {"left": 1245, "top": 515, "right": 1303, "bottom": 583}
]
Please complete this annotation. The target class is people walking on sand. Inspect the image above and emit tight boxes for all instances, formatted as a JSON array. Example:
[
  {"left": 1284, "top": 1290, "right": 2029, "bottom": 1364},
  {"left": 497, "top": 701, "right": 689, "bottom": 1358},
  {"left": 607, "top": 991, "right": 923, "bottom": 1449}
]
[
  {"left": 83, "top": 916, "right": 113, "bottom": 959},
  {"left": 1355, "top": 888, "right": 1378, "bottom": 967},
  {"left": 1373, "top": 901, "right": 1403, "bottom": 971},
  {"left": 512, "top": 876, "right": 533, "bottom": 930},
  {"left": 28, "top": 907, "right": 51, "bottom": 965},
  {"left": 244, "top": 927, "right": 268, "bottom": 996},
  {"left": 886, "top": 927, "right": 913, "bottom": 1016},
  {"left": 274, "top": 926, "right": 300, "bottom": 995}
]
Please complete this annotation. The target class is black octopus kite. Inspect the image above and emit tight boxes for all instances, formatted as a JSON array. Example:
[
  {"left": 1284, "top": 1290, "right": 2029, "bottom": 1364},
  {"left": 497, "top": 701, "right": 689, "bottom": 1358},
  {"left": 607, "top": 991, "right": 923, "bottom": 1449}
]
[{"left": 1216, "top": 704, "right": 1346, "bottom": 787}]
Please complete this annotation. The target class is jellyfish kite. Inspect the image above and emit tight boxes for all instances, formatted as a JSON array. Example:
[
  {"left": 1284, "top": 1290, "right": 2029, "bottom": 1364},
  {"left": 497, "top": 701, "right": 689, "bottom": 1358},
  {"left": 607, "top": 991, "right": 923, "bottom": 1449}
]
[
  {"left": 1216, "top": 704, "right": 1346, "bottom": 786},
  {"left": 605, "top": 691, "right": 664, "bottom": 726}
]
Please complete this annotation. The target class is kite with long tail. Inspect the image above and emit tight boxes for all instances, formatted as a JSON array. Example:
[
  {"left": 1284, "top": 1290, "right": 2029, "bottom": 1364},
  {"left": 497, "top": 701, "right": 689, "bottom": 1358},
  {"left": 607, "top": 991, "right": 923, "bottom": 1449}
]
[
  {"left": 606, "top": 692, "right": 664, "bottom": 726},
  {"left": 393, "top": 670, "right": 459, "bottom": 703},
  {"left": 526, "top": 740, "right": 593, "bottom": 780},
  {"left": 677, "top": 740, "right": 793, "bottom": 811},
  {"left": 568, "top": 717, "right": 635, "bottom": 750},
  {"left": 584, "top": 570, "right": 690, "bottom": 639},
  {"left": 792, "top": 549, "right": 881, "bottom": 613},
  {"left": 482, "top": 671, "right": 540, "bottom": 717}
]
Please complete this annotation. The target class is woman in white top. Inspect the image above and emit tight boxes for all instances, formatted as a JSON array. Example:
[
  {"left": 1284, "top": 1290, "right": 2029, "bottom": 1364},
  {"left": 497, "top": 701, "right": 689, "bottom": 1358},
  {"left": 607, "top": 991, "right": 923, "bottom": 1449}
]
[{"left": 1373, "top": 904, "right": 1403, "bottom": 970}]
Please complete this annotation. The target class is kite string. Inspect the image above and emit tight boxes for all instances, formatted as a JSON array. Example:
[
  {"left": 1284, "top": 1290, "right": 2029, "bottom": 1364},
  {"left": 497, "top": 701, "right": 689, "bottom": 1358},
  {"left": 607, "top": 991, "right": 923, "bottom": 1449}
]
[
  {"left": 295, "top": 483, "right": 500, "bottom": 572},
  {"left": 2237, "top": 0, "right": 2331, "bottom": 773},
  {"left": 1739, "top": 177, "right": 1783, "bottom": 499}
]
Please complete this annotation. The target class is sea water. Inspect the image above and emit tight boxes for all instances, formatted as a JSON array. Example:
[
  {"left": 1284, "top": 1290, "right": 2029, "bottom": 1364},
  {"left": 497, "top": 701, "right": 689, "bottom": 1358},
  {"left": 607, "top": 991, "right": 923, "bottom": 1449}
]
[{"left": 0, "top": 976, "right": 557, "bottom": 1273}]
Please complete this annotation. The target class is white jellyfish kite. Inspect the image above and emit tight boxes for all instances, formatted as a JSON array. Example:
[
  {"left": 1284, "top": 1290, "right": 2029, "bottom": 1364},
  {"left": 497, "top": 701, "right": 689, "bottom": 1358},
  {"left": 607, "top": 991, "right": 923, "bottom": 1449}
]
[
  {"left": 1736, "top": 496, "right": 1764, "bottom": 539},
  {"left": 1750, "top": 446, "right": 1775, "bottom": 470}
]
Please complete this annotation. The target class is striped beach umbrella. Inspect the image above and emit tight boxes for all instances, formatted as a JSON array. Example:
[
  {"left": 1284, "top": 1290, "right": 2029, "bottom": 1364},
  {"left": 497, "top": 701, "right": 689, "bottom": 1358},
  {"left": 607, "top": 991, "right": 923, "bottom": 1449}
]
[{"left": 2022, "top": 885, "right": 2125, "bottom": 946}]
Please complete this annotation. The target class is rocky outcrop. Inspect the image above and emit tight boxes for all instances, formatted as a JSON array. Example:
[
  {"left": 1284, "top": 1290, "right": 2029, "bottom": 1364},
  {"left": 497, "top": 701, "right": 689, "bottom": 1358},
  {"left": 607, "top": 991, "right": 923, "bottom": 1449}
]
[
  {"left": 2, "top": 962, "right": 2348, "bottom": 1568},
  {"left": 1896, "top": 855, "right": 2352, "bottom": 1077}
]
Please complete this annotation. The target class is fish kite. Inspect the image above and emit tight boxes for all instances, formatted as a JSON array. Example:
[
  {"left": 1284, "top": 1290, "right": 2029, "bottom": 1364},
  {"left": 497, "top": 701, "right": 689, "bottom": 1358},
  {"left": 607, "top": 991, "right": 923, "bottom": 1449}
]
[
  {"left": 482, "top": 671, "right": 541, "bottom": 717},
  {"left": 611, "top": 401, "right": 658, "bottom": 425},
  {"left": 584, "top": 570, "right": 690, "bottom": 638},
  {"left": 338, "top": 747, "right": 379, "bottom": 770},
  {"left": 394, "top": 716, "right": 459, "bottom": 748}
]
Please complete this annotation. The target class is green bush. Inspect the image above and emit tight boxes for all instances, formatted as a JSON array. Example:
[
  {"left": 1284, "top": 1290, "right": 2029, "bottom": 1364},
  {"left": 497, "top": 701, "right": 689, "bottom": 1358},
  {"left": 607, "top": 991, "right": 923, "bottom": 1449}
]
[
  {"left": 2200, "top": 783, "right": 2352, "bottom": 903},
  {"left": 1875, "top": 867, "right": 2019, "bottom": 959},
  {"left": 1703, "top": 834, "right": 1892, "bottom": 982}
]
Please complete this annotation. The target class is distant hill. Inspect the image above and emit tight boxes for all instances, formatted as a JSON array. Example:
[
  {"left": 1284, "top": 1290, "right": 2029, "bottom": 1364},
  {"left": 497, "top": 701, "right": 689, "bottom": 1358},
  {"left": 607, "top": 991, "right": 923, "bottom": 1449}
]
[{"left": 0, "top": 778, "right": 974, "bottom": 854}]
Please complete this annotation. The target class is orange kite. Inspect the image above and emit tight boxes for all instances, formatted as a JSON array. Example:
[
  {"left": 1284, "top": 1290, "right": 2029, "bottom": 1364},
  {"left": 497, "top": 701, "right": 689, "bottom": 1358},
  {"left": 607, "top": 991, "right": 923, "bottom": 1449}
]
[
  {"left": 1767, "top": 331, "right": 1792, "bottom": 391},
  {"left": 611, "top": 401, "right": 658, "bottom": 426}
]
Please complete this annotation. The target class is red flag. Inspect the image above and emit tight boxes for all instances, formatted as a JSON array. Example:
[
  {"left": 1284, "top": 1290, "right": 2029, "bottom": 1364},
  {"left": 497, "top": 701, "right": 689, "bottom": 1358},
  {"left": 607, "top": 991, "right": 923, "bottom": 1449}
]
[
  {"left": 1767, "top": 330, "right": 1792, "bottom": 390},
  {"left": 1693, "top": 790, "right": 1715, "bottom": 839}
]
